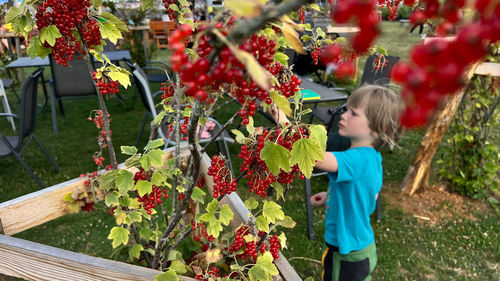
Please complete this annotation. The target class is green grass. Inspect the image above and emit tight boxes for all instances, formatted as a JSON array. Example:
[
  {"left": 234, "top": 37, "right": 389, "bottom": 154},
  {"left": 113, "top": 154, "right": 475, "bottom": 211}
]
[{"left": 1, "top": 21, "right": 499, "bottom": 280}]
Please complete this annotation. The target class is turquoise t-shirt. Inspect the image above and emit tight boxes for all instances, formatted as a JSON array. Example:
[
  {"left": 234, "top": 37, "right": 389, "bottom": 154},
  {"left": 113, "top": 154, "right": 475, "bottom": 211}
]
[{"left": 324, "top": 147, "right": 382, "bottom": 254}]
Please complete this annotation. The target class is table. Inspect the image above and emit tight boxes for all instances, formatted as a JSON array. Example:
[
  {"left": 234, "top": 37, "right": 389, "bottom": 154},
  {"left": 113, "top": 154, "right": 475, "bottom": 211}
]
[
  {"left": 298, "top": 76, "right": 348, "bottom": 104},
  {"left": 6, "top": 50, "right": 131, "bottom": 110},
  {"left": 326, "top": 26, "right": 360, "bottom": 39}
]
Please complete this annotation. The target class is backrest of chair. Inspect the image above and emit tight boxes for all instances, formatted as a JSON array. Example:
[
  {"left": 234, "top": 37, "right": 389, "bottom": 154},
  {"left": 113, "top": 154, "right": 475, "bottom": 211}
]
[
  {"left": 360, "top": 55, "right": 400, "bottom": 86},
  {"left": 132, "top": 64, "right": 156, "bottom": 116},
  {"left": 49, "top": 55, "right": 97, "bottom": 98},
  {"left": 19, "top": 68, "right": 43, "bottom": 138}
]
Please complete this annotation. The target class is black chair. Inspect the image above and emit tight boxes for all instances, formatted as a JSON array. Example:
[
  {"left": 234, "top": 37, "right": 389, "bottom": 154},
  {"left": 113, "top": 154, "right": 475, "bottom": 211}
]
[
  {"left": 130, "top": 64, "right": 235, "bottom": 175},
  {"left": 0, "top": 67, "right": 20, "bottom": 102},
  {"left": 49, "top": 54, "right": 97, "bottom": 134},
  {"left": 0, "top": 68, "right": 60, "bottom": 189},
  {"left": 309, "top": 55, "right": 400, "bottom": 135}
]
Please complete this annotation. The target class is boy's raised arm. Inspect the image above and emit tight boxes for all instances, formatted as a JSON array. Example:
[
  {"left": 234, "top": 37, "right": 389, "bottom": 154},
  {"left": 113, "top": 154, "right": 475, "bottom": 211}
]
[{"left": 315, "top": 152, "right": 339, "bottom": 173}]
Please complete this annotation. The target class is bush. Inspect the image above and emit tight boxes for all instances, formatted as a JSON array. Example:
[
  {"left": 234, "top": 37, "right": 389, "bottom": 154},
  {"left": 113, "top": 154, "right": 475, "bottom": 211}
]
[{"left": 379, "top": 5, "right": 412, "bottom": 21}]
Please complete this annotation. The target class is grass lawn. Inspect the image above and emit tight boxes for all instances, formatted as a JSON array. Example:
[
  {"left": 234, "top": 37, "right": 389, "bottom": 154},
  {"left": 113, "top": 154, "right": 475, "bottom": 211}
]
[{"left": 1, "top": 21, "right": 499, "bottom": 280}]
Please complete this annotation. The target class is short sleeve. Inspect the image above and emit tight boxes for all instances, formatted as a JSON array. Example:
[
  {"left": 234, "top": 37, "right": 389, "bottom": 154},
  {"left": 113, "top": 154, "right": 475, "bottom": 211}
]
[{"left": 331, "top": 150, "right": 364, "bottom": 182}]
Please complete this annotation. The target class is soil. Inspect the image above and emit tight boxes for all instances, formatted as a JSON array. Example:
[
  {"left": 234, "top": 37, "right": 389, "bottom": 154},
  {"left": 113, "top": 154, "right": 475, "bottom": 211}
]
[{"left": 382, "top": 183, "right": 490, "bottom": 225}]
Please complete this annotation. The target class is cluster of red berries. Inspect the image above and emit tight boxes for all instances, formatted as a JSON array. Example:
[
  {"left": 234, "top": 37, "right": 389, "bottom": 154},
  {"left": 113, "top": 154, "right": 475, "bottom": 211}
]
[
  {"left": 229, "top": 226, "right": 249, "bottom": 252},
  {"left": 372, "top": 54, "right": 389, "bottom": 73},
  {"left": 319, "top": 44, "right": 356, "bottom": 81},
  {"left": 238, "top": 128, "right": 306, "bottom": 198},
  {"left": 166, "top": 116, "right": 189, "bottom": 141},
  {"left": 88, "top": 110, "right": 111, "bottom": 148},
  {"left": 161, "top": 0, "right": 179, "bottom": 21},
  {"left": 269, "top": 234, "right": 281, "bottom": 259},
  {"left": 192, "top": 222, "right": 215, "bottom": 243},
  {"left": 161, "top": 82, "right": 175, "bottom": 103},
  {"left": 298, "top": 8, "right": 306, "bottom": 24},
  {"left": 134, "top": 169, "right": 169, "bottom": 215},
  {"left": 34, "top": 0, "right": 101, "bottom": 66},
  {"left": 92, "top": 72, "right": 120, "bottom": 95},
  {"left": 92, "top": 155, "right": 105, "bottom": 166},
  {"left": 393, "top": 0, "right": 500, "bottom": 127},
  {"left": 268, "top": 63, "right": 302, "bottom": 99},
  {"left": 331, "top": 0, "right": 380, "bottom": 54},
  {"left": 208, "top": 155, "right": 236, "bottom": 198}
]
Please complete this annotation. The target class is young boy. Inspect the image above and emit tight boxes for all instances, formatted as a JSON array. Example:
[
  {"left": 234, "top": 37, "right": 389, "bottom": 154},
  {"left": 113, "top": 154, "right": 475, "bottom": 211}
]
[{"left": 271, "top": 85, "right": 403, "bottom": 281}]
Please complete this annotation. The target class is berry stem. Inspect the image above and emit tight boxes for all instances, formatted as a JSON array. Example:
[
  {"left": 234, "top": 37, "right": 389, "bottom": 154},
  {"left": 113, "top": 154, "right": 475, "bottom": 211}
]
[{"left": 200, "top": 108, "right": 239, "bottom": 154}]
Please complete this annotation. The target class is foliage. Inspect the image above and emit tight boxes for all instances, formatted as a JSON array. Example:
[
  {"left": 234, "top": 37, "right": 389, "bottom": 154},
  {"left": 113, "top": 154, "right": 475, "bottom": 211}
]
[
  {"left": 438, "top": 45, "right": 500, "bottom": 198},
  {"left": 379, "top": 5, "right": 412, "bottom": 20}
]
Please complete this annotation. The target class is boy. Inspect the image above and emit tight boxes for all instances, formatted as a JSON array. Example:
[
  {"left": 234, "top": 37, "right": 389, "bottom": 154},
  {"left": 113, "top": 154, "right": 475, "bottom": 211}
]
[{"left": 271, "top": 85, "right": 403, "bottom": 281}]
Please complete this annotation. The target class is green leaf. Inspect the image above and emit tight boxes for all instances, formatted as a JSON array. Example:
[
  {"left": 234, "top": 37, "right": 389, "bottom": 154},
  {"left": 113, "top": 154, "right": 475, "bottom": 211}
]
[
  {"left": 99, "top": 22, "right": 122, "bottom": 44},
  {"left": 155, "top": 270, "right": 179, "bottom": 281},
  {"left": 309, "top": 3, "right": 321, "bottom": 11},
  {"left": 100, "top": 12, "right": 128, "bottom": 32},
  {"left": 289, "top": 138, "right": 324, "bottom": 178},
  {"left": 299, "top": 23, "right": 312, "bottom": 32},
  {"left": 136, "top": 180, "right": 153, "bottom": 197},
  {"left": 169, "top": 260, "right": 187, "bottom": 274},
  {"left": 124, "top": 211, "right": 143, "bottom": 225},
  {"left": 191, "top": 187, "right": 206, "bottom": 204},
  {"left": 99, "top": 169, "right": 119, "bottom": 190},
  {"left": 151, "top": 171, "right": 166, "bottom": 186},
  {"left": 316, "top": 27, "right": 326, "bottom": 39},
  {"left": 145, "top": 139, "right": 164, "bottom": 150},
  {"left": 231, "top": 129, "right": 250, "bottom": 144},
  {"left": 275, "top": 215, "right": 296, "bottom": 228},
  {"left": 169, "top": 4, "right": 180, "bottom": 12},
  {"left": 178, "top": 0, "right": 190, "bottom": 7},
  {"left": 5, "top": 7, "right": 21, "bottom": 24},
  {"left": 257, "top": 252, "right": 279, "bottom": 275},
  {"left": 248, "top": 264, "right": 269, "bottom": 281},
  {"left": 219, "top": 204, "right": 234, "bottom": 226},
  {"left": 40, "top": 25, "right": 62, "bottom": 47},
  {"left": 147, "top": 149, "right": 167, "bottom": 167},
  {"left": 140, "top": 228, "right": 153, "bottom": 241},
  {"left": 245, "top": 198, "right": 259, "bottom": 210},
  {"left": 273, "top": 52, "right": 289, "bottom": 66},
  {"left": 255, "top": 215, "right": 270, "bottom": 233},
  {"left": 129, "top": 244, "right": 143, "bottom": 260},
  {"left": 376, "top": 46, "right": 388, "bottom": 56},
  {"left": 207, "top": 215, "right": 223, "bottom": 238},
  {"left": 262, "top": 201, "right": 284, "bottom": 223},
  {"left": 300, "top": 34, "right": 312, "bottom": 42},
  {"left": 269, "top": 90, "right": 292, "bottom": 117},
  {"left": 121, "top": 146, "right": 138, "bottom": 155},
  {"left": 108, "top": 69, "right": 131, "bottom": 88},
  {"left": 105, "top": 191, "right": 120, "bottom": 207},
  {"left": 278, "top": 232, "right": 287, "bottom": 249},
  {"left": 272, "top": 182, "right": 284, "bottom": 201},
  {"left": 153, "top": 111, "right": 167, "bottom": 126},
  {"left": 260, "top": 141, "right": 291, "bottom": 176},
  {"left": 116, "top": 170, "right": 134, "bottom": 195},
  {"left": 108, "top": 226, "right": 129, "bottom": 248},
  {"left": 309, "top": 125, "right": 328, "bottom": 152},
  {"left": 246, "top": 116, "right": 255, "bottom": 136},
  {"left": 140, "top": 154, "right": 151, "bottom": 170},
  {"left": 225, "top": 0, "right": 259, "bottom": 16},
  {"left": 206, "top": 198, "right": 219, "bottom": 214}
]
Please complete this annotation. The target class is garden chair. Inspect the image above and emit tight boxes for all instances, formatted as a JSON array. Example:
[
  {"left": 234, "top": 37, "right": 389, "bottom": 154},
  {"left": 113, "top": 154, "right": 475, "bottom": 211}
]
[
  {"left": 130, "top": 64, "right": 234, "bottom": 175},
  {"left": 0, "top": 68, "right": 60, "bottom": 189},
  {"left": 149, "top": 21, "right": 176, "bottom": 48},
  {"left": 0, "top": 67, "right": 20, "bottom": 103}
]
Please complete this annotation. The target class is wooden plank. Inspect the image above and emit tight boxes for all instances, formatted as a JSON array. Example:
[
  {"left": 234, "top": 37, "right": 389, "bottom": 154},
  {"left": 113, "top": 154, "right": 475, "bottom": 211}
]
[
  {"left": 474, "top": 62, "right": 500, "bottom": 77},
  {"left": 0, "top": 234, "right": 196, "bottom": 281},
  {"left": 200, "top": 154, "right": 302, "bottom": 281},
  {"left": 0, "top": 177, "right": 85, "bottom": 236}
]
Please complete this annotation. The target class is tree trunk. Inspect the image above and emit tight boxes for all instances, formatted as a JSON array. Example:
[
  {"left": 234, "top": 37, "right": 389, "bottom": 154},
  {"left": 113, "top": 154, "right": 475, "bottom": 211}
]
[{"left": 401, "top": 63, "right": 479, "bottom": 196}]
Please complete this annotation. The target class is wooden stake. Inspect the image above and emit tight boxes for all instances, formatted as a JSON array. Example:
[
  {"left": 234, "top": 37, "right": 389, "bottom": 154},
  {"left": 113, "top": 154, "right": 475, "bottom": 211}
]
[{"left": 401, "top": 64, "right": 479, "bottom": 196}]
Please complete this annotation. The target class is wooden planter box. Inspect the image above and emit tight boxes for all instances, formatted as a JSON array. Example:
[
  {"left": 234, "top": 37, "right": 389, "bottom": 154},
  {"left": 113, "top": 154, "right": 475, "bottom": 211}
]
[{"left": 0, "top": 147, "right": 301, "bottom": 281}]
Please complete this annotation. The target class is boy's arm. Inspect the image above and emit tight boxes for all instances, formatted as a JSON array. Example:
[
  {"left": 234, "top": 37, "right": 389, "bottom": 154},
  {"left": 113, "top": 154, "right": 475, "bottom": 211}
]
[{"left": 315, "top": 152, "right": 338, "bottom": 173}]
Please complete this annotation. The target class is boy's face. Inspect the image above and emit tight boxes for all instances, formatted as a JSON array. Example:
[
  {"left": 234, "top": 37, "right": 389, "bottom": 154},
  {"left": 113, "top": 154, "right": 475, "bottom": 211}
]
[{"left": 338, "top": 104, "right": 373, "bottom": 144}]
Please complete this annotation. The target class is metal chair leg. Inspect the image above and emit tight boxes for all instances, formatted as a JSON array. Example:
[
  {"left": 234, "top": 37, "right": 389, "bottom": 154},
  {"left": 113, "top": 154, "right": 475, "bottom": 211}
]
[
  {"left": 50, "top": 85, "right": 58, "bottom": 134},
  {"left": 58, "top": 99, "right": 65, "bottom": 116},
  {"left": 1, "top": 136, "right": 44, "bottom": 189},
  {"left": 304, "top": 177, "right": 315, "bottom": 240},
  {"left": 32, "top": 135, "right": 60, "bottom": 172},
  {"left": 135, "top": 113, "right": 148, "bottom": 147},
  {"left": 376, "top": 195, "right": 382, "bottom": 222}
]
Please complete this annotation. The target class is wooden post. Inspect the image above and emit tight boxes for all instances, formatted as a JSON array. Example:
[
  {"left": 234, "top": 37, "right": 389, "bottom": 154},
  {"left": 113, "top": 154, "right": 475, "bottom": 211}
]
[{"left": 400, "top": 62, "right": 494, "bottom": 196}]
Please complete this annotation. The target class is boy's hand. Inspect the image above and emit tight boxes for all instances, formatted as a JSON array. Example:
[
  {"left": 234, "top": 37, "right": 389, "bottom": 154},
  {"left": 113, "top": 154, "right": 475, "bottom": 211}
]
[{"left": 310, "top": 192, "right": 327, "bottom": 207}]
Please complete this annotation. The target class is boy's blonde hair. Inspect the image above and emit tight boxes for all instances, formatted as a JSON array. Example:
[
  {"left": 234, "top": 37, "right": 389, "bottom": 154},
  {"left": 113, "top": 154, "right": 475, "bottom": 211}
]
[{"left": 346, "top": 85, "right": 404, "bottom": 151}]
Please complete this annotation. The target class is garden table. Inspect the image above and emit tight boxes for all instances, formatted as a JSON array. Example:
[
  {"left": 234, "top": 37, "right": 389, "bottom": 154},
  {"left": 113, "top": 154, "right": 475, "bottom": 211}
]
[
  {"left": 0, "top": 31, "right": 21, "bottom": 57},
  {"left": 325, "top": 25, "right": 360, "bottom": 39}
]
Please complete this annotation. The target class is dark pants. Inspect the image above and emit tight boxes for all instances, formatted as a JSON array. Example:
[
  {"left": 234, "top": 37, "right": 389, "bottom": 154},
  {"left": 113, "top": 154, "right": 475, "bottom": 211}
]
[
  {"left": 322, "top": 242, "right": 378, "bottom": 281},
  {"left": 410, "top": 24, "right": 424, "bottom": 35}
]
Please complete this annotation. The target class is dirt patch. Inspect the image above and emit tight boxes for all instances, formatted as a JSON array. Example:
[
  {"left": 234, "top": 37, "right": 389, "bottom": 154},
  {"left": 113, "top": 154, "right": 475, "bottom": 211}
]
[{"left": 382, "top": 183, "right": 490, "bottom": 225}]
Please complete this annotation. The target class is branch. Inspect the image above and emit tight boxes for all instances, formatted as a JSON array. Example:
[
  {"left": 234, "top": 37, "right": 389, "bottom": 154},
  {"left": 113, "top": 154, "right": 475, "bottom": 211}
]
[
  {"left": 200, "top": 109, "right": 239, "bottom": 154},
  {"left": 152, "top": 101, "right": 204, "bottom": 269}
]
